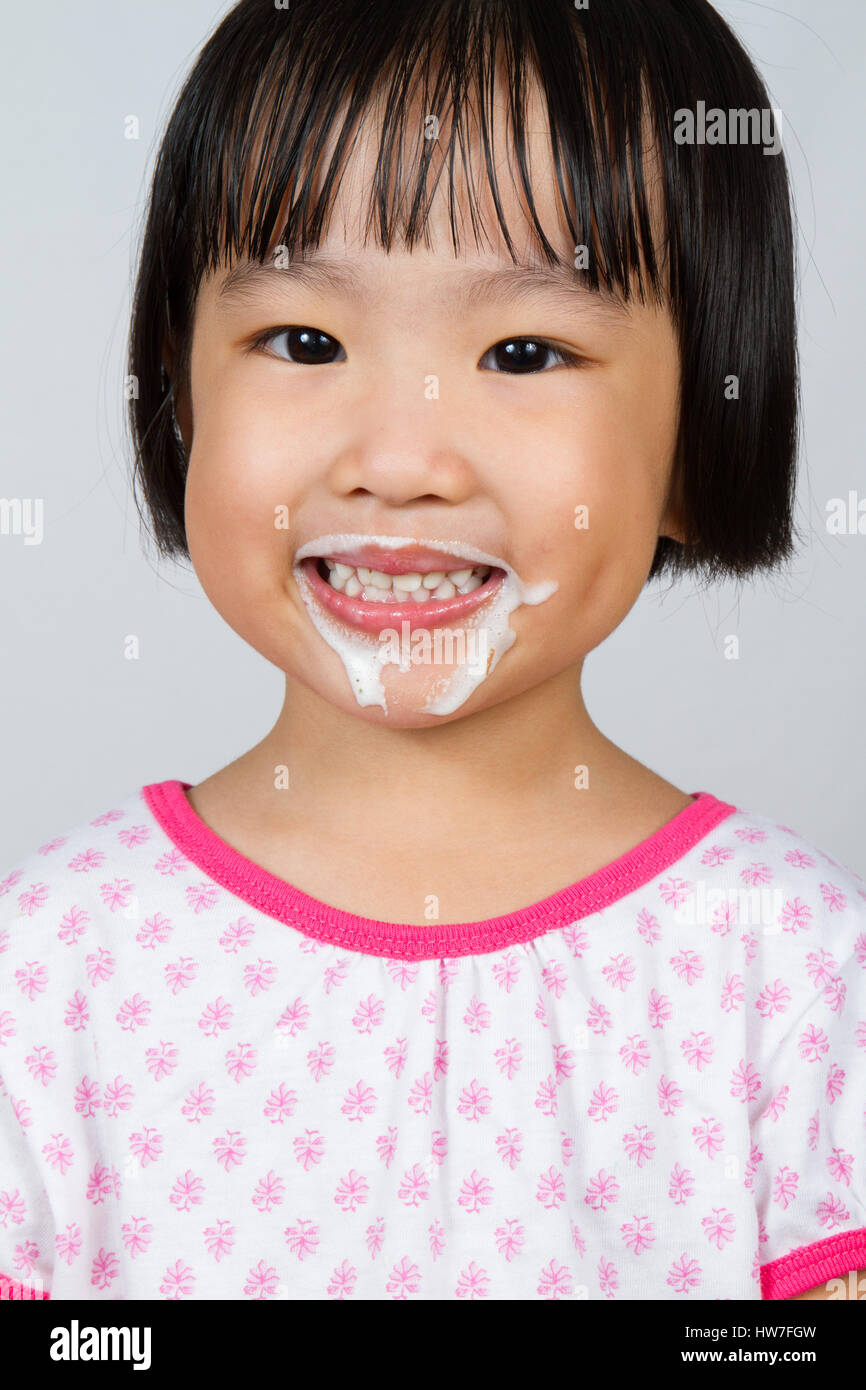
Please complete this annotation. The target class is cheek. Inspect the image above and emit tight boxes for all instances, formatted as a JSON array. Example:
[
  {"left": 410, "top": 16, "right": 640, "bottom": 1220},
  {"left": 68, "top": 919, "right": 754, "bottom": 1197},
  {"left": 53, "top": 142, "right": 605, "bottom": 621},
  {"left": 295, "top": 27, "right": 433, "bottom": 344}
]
[
  {"left": 183, "top": 419, "right": 297, "bottom": 610},
  {"left": 575, "top": 480, "right": 666, "bottom": 629},
  {"left": 535, "top": 408, "right": 673, "bottom": 636}
]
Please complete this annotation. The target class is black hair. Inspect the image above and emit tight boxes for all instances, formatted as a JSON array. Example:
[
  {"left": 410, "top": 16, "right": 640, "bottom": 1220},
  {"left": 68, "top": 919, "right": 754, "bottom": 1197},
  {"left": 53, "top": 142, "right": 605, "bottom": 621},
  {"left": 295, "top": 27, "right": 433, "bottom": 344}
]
[{"left": 127, "top": 0, "right": 799, "bottom": 585}]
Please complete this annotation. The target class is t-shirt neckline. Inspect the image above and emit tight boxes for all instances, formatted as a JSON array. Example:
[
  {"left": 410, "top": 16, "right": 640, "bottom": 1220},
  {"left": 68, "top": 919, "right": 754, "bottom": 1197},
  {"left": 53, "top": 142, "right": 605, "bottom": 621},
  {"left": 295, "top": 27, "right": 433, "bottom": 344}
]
[{"left": 141, "top": 780, "right": 738, "bottom": 960}]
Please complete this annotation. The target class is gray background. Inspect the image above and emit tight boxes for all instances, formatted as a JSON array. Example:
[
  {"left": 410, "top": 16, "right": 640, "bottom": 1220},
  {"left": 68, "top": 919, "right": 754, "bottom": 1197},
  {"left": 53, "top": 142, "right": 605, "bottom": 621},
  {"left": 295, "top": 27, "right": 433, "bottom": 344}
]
[{"left": 1, "top": 1, "right": 863, "bottom": 873}]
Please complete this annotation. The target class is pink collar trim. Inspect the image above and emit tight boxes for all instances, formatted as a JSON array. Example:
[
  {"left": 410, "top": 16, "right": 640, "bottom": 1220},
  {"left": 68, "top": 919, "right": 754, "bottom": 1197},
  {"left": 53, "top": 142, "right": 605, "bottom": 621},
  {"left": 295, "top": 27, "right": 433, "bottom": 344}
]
[{"left": 142, "top": 779, "right": 737, "bottom": 960}]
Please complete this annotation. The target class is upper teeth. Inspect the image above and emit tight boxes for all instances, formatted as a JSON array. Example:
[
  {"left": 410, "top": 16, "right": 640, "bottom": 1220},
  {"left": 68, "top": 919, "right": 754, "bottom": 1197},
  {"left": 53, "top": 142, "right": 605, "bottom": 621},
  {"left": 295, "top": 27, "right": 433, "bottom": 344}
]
[{"left": 321, "top": 561, "right": 490, "bottom": 601}]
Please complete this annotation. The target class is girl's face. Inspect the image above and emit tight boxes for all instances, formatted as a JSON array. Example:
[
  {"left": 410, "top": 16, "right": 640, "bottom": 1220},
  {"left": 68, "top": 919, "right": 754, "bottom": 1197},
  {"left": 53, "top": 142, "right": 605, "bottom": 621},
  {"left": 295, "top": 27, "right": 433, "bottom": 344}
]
[{"left": 179, "top": 90, "right": 684, "bottom": 727}]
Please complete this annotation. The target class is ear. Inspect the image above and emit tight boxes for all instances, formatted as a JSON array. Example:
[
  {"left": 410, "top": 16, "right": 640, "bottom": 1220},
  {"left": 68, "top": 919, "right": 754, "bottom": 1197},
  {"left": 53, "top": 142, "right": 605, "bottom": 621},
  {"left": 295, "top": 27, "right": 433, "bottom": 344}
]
[
  {"left": 162, "top": 334, "right": 193, "bottom": 453},
  {"left": 658, "top": 464, "right": 689, "bottom": 544},
  {"left": 659, "top": 505, "right": 688, "bottom": 544}
]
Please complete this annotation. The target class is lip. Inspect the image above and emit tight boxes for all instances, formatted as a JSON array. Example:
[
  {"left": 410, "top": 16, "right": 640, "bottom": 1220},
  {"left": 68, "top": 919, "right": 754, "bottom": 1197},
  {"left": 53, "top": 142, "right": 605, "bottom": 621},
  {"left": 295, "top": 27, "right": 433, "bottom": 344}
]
[
  {"left": 299, "top": 556, "right": 505, "bottom": 633},
  {"left": 310, "top": 543, "right": 483, "bottom": 576}
]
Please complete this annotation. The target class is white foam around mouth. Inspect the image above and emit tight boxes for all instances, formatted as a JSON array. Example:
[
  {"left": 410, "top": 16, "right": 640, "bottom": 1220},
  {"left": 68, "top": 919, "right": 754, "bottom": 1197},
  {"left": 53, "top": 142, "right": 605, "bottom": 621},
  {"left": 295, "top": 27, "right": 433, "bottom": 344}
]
[{"left": 293, "top": 534, "right": 558, "bottom": 716}]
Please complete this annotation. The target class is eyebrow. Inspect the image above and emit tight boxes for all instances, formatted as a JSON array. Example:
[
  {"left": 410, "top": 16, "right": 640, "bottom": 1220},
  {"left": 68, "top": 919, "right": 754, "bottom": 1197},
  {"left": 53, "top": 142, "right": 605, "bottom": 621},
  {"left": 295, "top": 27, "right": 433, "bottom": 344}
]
[{"left": 216, "top": 253, "right": 631, "bottom": 323}]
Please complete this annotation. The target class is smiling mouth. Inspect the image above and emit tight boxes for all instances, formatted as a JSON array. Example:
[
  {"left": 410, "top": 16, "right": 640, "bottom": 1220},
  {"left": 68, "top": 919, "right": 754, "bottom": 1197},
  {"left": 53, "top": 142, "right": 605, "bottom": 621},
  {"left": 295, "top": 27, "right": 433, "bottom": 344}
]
[{"left": 295, "top": 545, "right": 507, "bottom": 634}]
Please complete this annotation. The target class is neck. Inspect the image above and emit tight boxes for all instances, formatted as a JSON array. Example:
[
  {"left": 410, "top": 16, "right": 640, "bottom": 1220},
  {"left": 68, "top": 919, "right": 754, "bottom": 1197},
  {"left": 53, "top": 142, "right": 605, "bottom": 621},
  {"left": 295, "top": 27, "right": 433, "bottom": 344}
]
[{"left": 226, "top": 662, "right": 647, "bottom": 841}]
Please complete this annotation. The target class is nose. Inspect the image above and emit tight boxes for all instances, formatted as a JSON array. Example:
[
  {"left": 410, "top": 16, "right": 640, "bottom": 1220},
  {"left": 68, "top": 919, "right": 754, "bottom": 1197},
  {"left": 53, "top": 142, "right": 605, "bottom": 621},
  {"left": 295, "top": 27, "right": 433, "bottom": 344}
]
[{"left": 324, "top": 387, "right": 478, "bottom": 508}]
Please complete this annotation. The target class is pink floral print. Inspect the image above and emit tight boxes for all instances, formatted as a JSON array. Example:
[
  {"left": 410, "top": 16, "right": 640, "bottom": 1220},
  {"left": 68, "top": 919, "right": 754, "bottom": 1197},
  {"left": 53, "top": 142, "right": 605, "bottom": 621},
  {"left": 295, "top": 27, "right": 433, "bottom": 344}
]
[{"left": 1, "top": 783, "right": 865, "bottom": 1301}]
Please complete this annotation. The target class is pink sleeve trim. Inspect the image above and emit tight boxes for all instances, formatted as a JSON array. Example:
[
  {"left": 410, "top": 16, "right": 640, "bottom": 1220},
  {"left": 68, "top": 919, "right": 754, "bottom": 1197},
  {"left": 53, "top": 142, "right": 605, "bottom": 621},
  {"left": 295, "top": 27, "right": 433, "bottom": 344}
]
[
  {"left": 760, "top": 1227, "right": 866, "bottom": 1299},
  {"left": 141, "top": 780, "right": 737, "bottom": 959},
  {"left": 0, "top": 1272, "right": 50, "bottom": 1300}
]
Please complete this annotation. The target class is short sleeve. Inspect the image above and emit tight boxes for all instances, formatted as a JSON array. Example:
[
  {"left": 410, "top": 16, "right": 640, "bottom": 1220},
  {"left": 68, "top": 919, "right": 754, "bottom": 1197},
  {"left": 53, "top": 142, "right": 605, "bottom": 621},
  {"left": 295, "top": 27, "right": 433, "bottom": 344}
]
[{"left": 749, "top": 902, "right": 866, "bottom": 1299}]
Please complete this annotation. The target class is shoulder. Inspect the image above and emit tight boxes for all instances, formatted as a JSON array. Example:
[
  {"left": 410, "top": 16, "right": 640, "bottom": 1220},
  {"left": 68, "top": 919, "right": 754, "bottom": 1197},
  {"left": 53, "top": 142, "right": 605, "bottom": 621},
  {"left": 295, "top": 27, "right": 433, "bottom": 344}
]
[
  {"left": 706, "top": 806, "right": 866, "bottom": 1130},
  {"left": 704, "top": 800, "right": 865, "bottom": 884},
  {"left": 678, "top": 799, "right": 866, "bottom": 1047},
  {"left": 693, "top": 800, "right": 866, "bottom": 940},
  {"left": 0, "top": 785, "right": 172, "bottom": 1102},
  {"left": 0, "top": 786, "right": 158, "bottom": 952}
]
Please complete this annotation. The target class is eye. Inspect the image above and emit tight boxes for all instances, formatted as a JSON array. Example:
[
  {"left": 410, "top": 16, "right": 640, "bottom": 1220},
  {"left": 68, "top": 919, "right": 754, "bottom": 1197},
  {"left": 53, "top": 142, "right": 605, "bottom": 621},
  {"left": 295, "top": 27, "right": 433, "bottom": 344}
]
[
  {"left": 253, "top": 326, "right": 347, "bottom": 365},
  {"left": 479, "top": 337, "right": 584, "bottom": 373}
]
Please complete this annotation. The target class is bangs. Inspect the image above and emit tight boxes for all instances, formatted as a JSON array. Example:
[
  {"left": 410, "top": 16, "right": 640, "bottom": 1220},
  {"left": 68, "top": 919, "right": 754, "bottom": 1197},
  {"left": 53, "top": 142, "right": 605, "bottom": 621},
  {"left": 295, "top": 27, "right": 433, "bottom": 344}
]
[{"left": 165, "top": 0, "right": 677, "bottom": 329}]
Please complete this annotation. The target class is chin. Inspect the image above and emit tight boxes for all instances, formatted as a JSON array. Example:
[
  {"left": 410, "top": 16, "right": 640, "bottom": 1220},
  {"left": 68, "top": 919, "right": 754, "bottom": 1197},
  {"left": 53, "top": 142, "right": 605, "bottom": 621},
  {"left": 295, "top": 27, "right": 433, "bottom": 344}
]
[{"left": 300, "top": 668, "right": 495, "bottom": 728}]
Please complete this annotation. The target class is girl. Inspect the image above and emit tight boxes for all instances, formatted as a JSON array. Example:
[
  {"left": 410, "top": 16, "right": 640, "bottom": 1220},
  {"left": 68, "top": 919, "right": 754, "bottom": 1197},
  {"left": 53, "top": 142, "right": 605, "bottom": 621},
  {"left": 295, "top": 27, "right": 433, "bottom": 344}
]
[{"left": 1, "top": 0, "right": 864, "bottom": 1302}]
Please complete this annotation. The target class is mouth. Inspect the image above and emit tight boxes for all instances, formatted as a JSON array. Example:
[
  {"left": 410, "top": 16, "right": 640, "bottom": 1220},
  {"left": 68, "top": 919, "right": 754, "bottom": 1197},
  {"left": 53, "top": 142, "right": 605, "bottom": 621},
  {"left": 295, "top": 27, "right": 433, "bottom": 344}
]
[{"left": 294, "top": 538, "right": 508, "bottom": 633}]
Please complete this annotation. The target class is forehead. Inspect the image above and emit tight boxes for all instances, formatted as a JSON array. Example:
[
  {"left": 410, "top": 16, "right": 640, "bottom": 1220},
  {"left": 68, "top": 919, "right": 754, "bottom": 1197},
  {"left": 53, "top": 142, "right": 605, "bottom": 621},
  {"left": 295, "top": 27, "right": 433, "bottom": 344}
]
[
  {"left": 205, "top": 67, "right": 663, "bottom": 318},
  {"left": 317, "top": 70, "right": 573, "bottom": 265}
]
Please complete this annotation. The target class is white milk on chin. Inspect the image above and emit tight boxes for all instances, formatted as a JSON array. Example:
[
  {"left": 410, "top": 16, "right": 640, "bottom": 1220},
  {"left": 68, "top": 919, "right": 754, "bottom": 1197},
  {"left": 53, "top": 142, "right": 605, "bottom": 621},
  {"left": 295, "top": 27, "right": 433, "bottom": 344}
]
[{"left": 293, "top": 534, "right": 558, "bottom": 716}]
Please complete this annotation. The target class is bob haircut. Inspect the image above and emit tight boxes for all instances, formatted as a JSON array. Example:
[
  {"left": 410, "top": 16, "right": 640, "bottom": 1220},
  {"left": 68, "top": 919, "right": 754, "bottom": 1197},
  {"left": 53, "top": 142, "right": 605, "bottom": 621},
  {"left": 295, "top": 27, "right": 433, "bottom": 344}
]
[{"left": 127, "top": 0, "right": 799, "bottom": 586}]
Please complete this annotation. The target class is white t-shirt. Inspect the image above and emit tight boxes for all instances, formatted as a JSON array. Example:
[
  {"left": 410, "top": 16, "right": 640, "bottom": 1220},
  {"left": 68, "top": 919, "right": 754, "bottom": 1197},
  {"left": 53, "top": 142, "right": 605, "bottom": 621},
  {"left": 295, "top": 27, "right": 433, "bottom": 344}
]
[{"left": 1, "top": 779, "right": 864, "bottom": 1301}]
